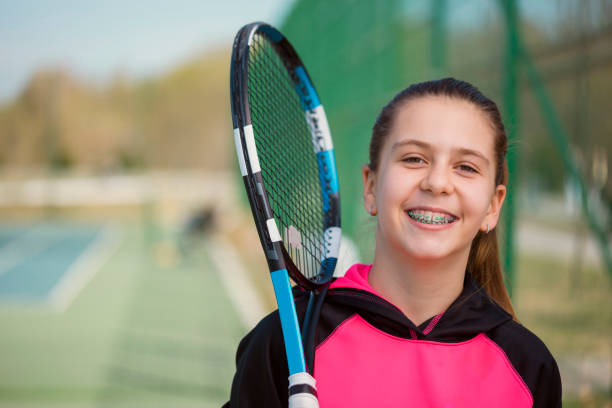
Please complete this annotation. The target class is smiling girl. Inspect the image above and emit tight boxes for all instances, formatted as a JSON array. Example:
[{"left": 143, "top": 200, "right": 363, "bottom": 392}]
[{"left": 225, "top": 78, "right": 562, "bottom": 408}]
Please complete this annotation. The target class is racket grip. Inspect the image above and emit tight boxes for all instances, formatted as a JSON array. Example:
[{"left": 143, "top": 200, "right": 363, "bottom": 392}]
[{"left": 288, "top": 372, "right": 319, "bottom": 408}]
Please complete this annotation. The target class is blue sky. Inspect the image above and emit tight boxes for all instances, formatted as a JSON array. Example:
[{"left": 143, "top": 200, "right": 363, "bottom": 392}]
[{"left": 0, "top": 0, "right": 292, "bottom": 103}]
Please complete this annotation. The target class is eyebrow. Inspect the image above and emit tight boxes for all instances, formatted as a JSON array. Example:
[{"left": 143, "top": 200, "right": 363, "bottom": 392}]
[{"left": 391, "top": 139, "right": 490, "bottom": 165}]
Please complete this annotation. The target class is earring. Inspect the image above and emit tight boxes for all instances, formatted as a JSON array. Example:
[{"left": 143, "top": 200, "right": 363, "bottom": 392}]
[
  {"left": 486, "top": 224, "right": 490, "bottom": 234},
  {"left": 370, "top": 205, "right": 377, "bottom": 216}
]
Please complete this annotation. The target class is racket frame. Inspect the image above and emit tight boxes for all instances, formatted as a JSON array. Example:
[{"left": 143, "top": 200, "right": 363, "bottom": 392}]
[{"left": 230, "top": 22, "right": 340, "bottom": 384}]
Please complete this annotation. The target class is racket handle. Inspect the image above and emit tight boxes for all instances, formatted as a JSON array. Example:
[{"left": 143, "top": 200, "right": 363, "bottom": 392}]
[{"left": 288, "top": 372, "right": 319, "bottom": 408}]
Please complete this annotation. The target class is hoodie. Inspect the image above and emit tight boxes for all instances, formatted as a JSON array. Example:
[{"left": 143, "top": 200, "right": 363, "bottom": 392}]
[{"left": 224, "top": 264, "right": 562, "bottom": 407}]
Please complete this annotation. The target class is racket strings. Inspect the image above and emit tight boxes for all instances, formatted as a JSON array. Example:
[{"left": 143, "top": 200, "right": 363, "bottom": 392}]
[
  {"left": 248, "top": 33, "right": 326, "bottom": 280},
  {"left": 250, "top": 40, "right": 322, "bottom": 270}
]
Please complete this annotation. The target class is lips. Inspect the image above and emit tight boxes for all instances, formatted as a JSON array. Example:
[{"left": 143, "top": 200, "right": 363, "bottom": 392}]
[{"left": 406, "top": 207, "right": 458, "bottom": 225}]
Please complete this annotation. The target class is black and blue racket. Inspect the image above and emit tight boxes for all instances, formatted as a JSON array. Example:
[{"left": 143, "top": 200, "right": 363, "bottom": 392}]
[{"left": 230, "top": 22, "right": 340, "bottom": 407}]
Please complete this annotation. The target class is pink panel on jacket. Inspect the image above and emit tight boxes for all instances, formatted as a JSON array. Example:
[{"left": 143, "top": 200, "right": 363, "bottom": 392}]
[
  {"left": 314, "top": 315, "right": 533, "bottom": 407},
  {"left": 330, "top": 263, "right": 375, "bottom": 292},
  {"left": 330, "top": 264, "right": 405, "bottom": 312}
]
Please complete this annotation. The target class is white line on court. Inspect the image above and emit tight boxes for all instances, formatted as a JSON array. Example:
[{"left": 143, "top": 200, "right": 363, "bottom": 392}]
[
  {"left": 206, "top": 235, "right": 267, "bottom": 331},
  {"left": 47, "top": 224, "right": 123, "bottom": 313}
]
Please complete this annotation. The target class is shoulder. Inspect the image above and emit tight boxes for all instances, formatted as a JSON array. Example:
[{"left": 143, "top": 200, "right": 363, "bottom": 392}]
[
  {"left": 237, "top": 309, "right": 285, "bottom": 361},
  {"left": 228, "top": 309, "right": 287, "bottom": 407},
  {"left": 489, "top": 319, "right": 555, "bottom": 366},
  {"left": 226, "top": 290, "right": 310, "bottom": 408},
  {"left": 487, "top": 320, "right": 562, "bottom": 408},
  {"left": 237, "top": 288, "right": 310, "bottom": 354},
  {"left": 235, "top": 290, "right": 310, "bottom": 370}
]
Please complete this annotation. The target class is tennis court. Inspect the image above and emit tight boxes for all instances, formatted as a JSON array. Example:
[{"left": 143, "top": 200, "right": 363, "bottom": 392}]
[
  {"left": 0, "top": 175, "right": 254, "bottom": 407},
  {"left": 0, "top": 222, "right": 117, "bottom": 309}
]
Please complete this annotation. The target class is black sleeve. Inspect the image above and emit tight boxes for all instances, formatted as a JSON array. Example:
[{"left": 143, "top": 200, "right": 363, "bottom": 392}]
[
  {"left": 531, "top": 355, "right": 562, "bottom": 408},
  {"left": 223, "top": 310, "right": 289, "bottom": 408},
  {"left": 489, "top": 321, "right": 562, "bottom": 408}
]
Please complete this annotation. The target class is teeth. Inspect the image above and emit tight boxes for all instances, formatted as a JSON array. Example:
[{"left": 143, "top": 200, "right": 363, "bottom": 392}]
[{"left": 407, "top": 210, "right": 456, "bottom": 225}]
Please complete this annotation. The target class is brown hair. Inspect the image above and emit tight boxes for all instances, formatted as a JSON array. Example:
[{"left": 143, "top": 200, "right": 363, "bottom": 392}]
[{"left": 369, "top": 78, "right": 516, "bottom": 319}]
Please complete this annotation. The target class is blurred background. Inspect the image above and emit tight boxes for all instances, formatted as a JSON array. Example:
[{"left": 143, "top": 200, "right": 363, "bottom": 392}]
[{"left": 0, "top": 0, "right": 610, "bottom": 407}]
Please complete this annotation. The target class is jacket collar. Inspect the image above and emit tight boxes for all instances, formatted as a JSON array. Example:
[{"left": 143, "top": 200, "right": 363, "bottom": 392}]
[{"left": 326, "top": 264, "right": 512, "bottom": 340}]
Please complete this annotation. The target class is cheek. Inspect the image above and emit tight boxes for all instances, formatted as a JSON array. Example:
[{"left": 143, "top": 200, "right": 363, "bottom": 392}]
[
  {"left": 460, "top": 181, "right": 495, "bottom": 218},
  {"left": 377, "top": 168, "right": 413, "bottom": 202}
]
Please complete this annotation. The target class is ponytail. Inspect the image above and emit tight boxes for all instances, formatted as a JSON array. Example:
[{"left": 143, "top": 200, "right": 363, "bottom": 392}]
[
  {"left": 467, "top": 160, "right": 516, "bottom": 319},
  {"left": 467, "top": 231, "right": 516, "bottom": 320}
]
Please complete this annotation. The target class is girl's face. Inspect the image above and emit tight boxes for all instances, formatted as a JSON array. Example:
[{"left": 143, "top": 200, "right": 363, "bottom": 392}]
[{"left": 363, "top": 96, "right": 506, "bottom": 262}]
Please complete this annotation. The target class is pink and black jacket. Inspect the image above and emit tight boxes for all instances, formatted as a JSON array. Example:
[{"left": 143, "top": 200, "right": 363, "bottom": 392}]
[{"left": 225, "top": 264, "right": 562, "bottom": 407}]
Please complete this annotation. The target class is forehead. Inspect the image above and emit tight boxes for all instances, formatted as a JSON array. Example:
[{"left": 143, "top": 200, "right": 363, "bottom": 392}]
[{"left": 388, "top": 96, "right": 495, "bottom": 157}]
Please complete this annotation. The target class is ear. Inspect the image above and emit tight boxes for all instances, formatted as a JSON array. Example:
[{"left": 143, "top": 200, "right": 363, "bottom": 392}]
[
  {"left": 481, "top": 184, "right": 506, "bottom": 232},
  {"left": 362, "top": 164, "right": 377, "bottom": 215}
]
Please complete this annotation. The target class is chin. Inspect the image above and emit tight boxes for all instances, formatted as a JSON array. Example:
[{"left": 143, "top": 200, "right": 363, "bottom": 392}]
[
  {"left": 407, "top": 248, "right": 452, "bottom": 261},
  {"left": 394, "top": 241, "right": 452, "bottom": 261},
  {"left": 400, "top": 237, "right": 469, "bottom": 262}
]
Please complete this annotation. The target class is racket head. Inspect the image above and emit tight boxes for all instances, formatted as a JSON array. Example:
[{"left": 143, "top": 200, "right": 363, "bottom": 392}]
[{"left": 230, "top": 22, "right": 341, "bottom": 291}]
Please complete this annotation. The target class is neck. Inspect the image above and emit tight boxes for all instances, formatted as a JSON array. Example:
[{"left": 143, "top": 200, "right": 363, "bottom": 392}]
[{"left": 368, "top": 243, "right": 469, "bottom": 326}]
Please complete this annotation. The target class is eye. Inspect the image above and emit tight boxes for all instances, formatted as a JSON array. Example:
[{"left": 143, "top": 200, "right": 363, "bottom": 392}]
[
  {"left": 402, "top": 156, "right": 426, "bottom": 165},
  {"left": 457, "top": 164, "right": 478, "bottom": 173}
]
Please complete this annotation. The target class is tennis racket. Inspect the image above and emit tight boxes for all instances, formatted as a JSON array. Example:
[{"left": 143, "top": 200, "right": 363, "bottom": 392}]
[{"left": 230, "top": 22, "right": 340, "bottom": 408}]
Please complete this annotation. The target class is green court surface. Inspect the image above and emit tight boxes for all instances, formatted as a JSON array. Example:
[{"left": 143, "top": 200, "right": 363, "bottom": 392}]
[{"left": 0, "top": 221, "right": 244, "bottom": 407}]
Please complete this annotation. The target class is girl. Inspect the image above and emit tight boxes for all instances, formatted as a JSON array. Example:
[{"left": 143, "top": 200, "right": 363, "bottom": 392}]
[{"left": 225, "top": 78, "right": 562, "bottom": 407}]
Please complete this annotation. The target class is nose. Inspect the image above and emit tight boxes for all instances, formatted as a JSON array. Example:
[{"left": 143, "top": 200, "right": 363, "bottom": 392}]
[{"left": 419, "top": 162, "right": 454, "bottom": 195}]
